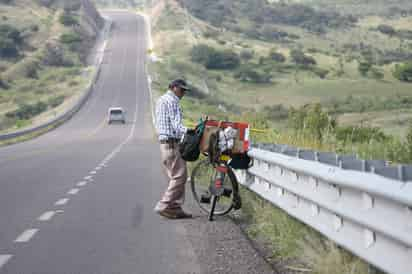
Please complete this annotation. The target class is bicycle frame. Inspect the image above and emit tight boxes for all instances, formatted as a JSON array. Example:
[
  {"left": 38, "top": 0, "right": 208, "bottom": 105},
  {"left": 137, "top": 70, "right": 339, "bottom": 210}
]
[{"left": 208, "top": 155, "right": 232, "bottom": 221}]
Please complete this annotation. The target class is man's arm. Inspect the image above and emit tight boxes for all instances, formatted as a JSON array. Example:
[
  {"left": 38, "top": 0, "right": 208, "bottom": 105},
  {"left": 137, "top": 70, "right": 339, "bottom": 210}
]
[{"left": 170, "top": 102, "right": 187, "bottom": 139}]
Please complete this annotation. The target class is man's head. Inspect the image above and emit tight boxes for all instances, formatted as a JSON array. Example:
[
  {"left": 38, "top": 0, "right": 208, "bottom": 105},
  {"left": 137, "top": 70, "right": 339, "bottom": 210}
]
[{"left": 169, "top": 79, "right": 189, "bottom": 99}]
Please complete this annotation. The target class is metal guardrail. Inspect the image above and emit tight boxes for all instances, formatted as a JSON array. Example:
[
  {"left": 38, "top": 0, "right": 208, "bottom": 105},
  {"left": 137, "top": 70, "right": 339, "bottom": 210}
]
[
  {"left": 0, "top": 19, "right": 112, "bottom": 142},
  {"left": 235, "top": 146, "right": 412, "bottom": 274}
]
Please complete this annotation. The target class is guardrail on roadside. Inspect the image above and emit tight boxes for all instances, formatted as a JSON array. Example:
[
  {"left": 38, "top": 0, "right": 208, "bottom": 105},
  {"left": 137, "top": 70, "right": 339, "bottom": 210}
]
[
  {"left": 235, "top": 145, "right": 412, "bottom": 274},
  {"left": 0, "top": 19, "right": 112, "bottom": 143}
]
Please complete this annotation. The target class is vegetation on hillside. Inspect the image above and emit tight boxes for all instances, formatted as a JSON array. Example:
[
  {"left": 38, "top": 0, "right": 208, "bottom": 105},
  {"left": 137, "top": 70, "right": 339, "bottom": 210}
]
[{"left": 0, "top": 0, "right": 102, "bottom": 132}]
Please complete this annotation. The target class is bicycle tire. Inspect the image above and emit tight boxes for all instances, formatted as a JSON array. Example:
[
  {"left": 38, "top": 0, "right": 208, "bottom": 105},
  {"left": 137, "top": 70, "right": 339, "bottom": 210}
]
[{"left": 190, "top": 159, "right": 239, "bottom": 216}]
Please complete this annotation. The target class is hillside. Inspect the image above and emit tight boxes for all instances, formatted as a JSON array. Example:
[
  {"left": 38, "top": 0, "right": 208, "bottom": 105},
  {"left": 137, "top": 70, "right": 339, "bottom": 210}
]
[
  {"left": 0, "top": 0, "right": 103, "bottom": 133},
  {"left": 147, "top": 0, "right": 412, "bottom": 139}
]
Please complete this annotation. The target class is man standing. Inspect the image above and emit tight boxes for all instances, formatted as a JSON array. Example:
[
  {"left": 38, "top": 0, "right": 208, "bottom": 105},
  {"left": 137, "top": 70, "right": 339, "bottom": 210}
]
[{"left": 154, "top": 79, "right": 192, "bottom": 219}]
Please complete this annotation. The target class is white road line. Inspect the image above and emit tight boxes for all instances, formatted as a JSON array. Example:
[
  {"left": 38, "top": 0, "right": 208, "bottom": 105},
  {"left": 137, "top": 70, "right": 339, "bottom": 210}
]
[
  {"left": 77, "top": 181, "right": 88, "bottom": 187},
  {"left": 90, "top": 171, "right": 97, "bottom": 175},
  {"left": 0, "top": 255, "right": 12, "bottom": 269},
  {"left": 84, "top": 176, "right": 93, "bottom": 181},
  {"left": 95, "top": 167, "right": 102, "bottom": 170},
  {"left": 38, "top": 211, "right": 56, "bottom": 221},
  {"left": 67, "top": 188, "right": 80, "bottom": 195},
  {"left": 15, "top": 229, "right": 38, "bottom": 243},
  {"left": 55, "top": 198, "right": 69, "bottom": 206}
]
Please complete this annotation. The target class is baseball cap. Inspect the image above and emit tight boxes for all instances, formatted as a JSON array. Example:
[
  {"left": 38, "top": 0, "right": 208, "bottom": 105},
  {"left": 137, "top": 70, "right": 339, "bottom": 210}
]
[{"left": 169, "top": 79, "right": 190, "bottom": 91}]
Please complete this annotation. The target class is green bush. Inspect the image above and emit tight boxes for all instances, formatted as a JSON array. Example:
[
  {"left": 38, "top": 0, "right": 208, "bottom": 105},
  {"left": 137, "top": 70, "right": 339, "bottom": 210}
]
[
  {"left": 268, "top": 50, "right": 286, "bottom": 63},
  {"left": 0, "top": 24, "right": 22, "bottom": 58},
  {"left": 290, "top": 49, "right": 316, "bottom": 68},
  {"left": 336, "top": 126, "right": 389, "bottom": 143},
  {"left": 377, "top": 24, "right": 396, "bottom": 36},
  {"left": 206, "top": 49, "right": 240, "bottom": 69},
  {"left": 240, "top": 49, "right": 254, "bottom": 61},
  {"left": 288, "top": 104, "right": 334, "bottom": 140},
  {"left": 6, "top": 102, "right": 48, "bottom": 120},
  {"left": 393, "top": 63, "right": 412, "bottom": 82},
  {"left": 234, "top": 64, "right": 271, "bottom": 83},
  {"left": 358, "top": 61, "right": 372, "bottom": 76},
  {"left": 0, "top": 24, "right": 22, "bottom": 44},
  {"left": 0, "top": 37, "right": 18, "bottom": 58},
  {"left": 311, "top": 67, "right": 329, "bottom": 79},
  {"left": 0, "top": 76, "right": 8, "bottom": 89},
  {"left": 407, "top": 125, "right": 412, "bottom": 160},
  {"left": 190, "top": 44, "right": 215, "bottom": 65},
  {"left": 369, "top": 67, "right": 384, "bottom": 80},
  {"left": 263, "top": 104, "right": 289, "bottom": 121},
  {"left": 190, "top": 44, "right": 240, "bottom": 70},
  {"left": 60, "top": 32, "right": 82, "bottom": 44},
  {"left": 59, "top": 12, "right": 79, "bottom": 26},
  {"left": 47, "top": 95, "right": 65, "bottom": 108},
  {"left": 203, "top": 28, "right": 219, "bottom": 39},
  {"left": 15, "top": 119, "right": 31, "bottom": 129}
]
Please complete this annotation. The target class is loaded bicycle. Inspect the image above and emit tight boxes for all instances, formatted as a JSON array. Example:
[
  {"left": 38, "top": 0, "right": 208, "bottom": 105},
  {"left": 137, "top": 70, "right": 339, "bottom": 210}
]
[{"left": 185, "top": 119, "right": 252, "bottom": 221}]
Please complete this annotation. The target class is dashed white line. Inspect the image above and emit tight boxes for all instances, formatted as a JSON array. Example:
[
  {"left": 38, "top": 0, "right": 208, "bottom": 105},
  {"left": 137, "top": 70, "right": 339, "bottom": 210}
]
[
  {"left": 15, "top": 229, "right": 38, "bottom": 243},
  {"left": 67, "top": 188, "right": 80, "bottom": 195},
  {"left": 95, "top": 167, "right": 102, "bottom": 170},
  {"left": 84, "top": 176, "right": 93, "bottom": 181},
  {"left": 90, "top": 171, "right": 97, "bottom": 175},
  {"left": 77, "top": 181, "right": 88, "bottom": 187},
  {"left": 38, "top": 211, "right": 56, "bottom": 221},
  {"left": 0, "top": 255, "right": 12, "bottom": 269},
  {"left": 55, "top": 198, "right": 69, "bottom": 206}
]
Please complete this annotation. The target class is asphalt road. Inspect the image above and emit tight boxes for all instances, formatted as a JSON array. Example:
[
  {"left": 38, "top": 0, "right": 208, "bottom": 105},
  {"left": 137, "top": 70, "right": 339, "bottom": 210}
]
[{"left": 0, "top": 11, "right": 275, "bottom": 274}]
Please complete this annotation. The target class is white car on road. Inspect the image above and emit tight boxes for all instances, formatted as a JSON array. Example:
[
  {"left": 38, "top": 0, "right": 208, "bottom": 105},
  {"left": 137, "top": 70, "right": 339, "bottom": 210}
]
[{"left": 108, "top": 107, "right": 126, "bottom": 124}]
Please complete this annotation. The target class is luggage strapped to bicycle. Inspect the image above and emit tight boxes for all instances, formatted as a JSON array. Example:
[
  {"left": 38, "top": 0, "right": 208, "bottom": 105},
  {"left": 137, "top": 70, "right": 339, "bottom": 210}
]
[{"left": 199, "top": 119, "right": 252, "bottom": 169}]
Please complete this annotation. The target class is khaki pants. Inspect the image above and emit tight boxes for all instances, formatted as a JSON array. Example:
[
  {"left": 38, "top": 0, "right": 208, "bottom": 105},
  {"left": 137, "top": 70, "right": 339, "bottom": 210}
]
[{"left": 155, "top": 143, "right": 188, "bottom": 211}]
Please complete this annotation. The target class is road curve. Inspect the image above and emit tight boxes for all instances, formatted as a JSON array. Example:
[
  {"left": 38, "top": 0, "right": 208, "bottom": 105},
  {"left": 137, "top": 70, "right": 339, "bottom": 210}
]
[{"left": 0, "top": 11, "right": 275, "bottom": 274}]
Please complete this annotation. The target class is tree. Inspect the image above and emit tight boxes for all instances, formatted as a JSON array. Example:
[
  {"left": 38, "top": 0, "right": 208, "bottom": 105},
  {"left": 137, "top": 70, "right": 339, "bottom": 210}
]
[{"left": 393, "top": 63, "right": 412, "bottom": 82}]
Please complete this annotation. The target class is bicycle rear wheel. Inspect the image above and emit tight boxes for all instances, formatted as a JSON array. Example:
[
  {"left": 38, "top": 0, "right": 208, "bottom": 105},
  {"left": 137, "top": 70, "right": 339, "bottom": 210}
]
[{"left": 190, "top": 159, "right": 239, "bottom": 216}]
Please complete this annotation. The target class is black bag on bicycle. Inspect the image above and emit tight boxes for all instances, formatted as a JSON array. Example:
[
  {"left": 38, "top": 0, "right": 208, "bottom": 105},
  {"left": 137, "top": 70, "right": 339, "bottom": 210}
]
[
  {"left": 229, "top": 153, "right": 253, "bottom": 170},
  {"left": 179, "top": 121, "right": 205, "bottom": 162}
]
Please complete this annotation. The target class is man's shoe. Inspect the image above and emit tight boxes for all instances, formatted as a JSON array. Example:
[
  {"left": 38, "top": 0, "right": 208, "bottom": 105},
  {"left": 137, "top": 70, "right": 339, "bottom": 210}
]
[
  {"left": 156, "top": 208, "right": 192, "bottom": 219},
  {"left": 174, "top": 210, "right": 192, "bottom": 219},
  {"left": 156, "top": 208, "right": 179, "bottom": 219}
]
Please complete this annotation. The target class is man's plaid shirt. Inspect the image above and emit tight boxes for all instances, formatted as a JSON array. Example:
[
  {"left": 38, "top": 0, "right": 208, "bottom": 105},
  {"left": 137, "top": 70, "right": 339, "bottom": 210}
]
[{"left": 155, "top": 90, "right": 187, "bottom": 141}]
